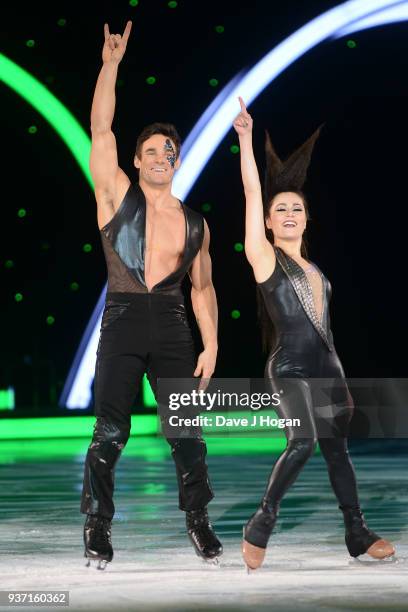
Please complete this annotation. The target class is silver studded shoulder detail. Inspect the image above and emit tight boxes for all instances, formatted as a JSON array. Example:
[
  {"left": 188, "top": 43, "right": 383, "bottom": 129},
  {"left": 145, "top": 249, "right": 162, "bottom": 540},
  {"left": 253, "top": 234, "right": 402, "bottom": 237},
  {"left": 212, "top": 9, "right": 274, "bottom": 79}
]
[{"left": 274, "top": 247, "right": 333, "bottom": 351}]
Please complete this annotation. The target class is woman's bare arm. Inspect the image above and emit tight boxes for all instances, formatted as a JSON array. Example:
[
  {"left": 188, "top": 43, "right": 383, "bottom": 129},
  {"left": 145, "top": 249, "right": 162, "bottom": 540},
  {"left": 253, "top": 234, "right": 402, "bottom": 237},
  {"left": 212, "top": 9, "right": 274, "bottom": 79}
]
[{"left": 233, "top": 97, "right": 275, "bottom": 281}]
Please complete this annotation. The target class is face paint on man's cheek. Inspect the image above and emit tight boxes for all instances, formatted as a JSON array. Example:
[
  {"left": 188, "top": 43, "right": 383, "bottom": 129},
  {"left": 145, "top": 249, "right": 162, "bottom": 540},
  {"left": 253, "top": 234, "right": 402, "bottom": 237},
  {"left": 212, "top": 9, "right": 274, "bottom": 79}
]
[{"left": 164, "top": 138, "right": 176, "bottom": 169}]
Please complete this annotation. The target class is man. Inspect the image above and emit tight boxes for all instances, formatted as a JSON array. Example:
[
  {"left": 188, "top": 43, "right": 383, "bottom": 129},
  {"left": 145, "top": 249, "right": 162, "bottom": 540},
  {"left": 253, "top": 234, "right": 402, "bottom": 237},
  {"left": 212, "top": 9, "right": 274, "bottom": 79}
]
[{"left": 81, "top": 20, "right": 222, "bottom": 569}]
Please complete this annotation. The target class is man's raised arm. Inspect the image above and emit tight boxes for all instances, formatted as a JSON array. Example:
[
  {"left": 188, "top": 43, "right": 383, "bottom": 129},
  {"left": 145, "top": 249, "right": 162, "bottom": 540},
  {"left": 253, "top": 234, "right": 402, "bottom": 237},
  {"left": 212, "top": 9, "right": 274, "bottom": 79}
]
[{"left": 90, "top": 20, "right": 132, "bottom": 229}]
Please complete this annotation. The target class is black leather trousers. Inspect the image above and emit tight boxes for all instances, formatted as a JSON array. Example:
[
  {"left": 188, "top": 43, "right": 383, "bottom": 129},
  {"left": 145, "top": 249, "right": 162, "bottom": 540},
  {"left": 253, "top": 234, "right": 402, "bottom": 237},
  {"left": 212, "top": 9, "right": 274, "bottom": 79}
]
[
  {"left": 261, "top": 337, "right": 359, "bottom": 514},
  {"left": 80, "top": 292, "right": 214, "bottom": 519}
]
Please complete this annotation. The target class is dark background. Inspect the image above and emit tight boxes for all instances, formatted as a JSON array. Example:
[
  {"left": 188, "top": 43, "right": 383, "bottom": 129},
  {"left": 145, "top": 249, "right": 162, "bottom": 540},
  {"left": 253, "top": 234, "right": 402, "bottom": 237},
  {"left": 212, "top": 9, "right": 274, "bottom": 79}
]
[{"left": 1, "top": 0, "right": 408, "bottom": 415}]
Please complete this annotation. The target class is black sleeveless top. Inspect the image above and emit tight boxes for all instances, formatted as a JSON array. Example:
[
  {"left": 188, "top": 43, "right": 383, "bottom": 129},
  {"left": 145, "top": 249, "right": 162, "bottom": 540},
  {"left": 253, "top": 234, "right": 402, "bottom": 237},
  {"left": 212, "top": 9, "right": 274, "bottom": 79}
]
[
  {"left": 100, "top": 183, "right": 204, "bottom": 296},
  {"left": 258, "top": 246, "right": 335, "bottom": 352}
]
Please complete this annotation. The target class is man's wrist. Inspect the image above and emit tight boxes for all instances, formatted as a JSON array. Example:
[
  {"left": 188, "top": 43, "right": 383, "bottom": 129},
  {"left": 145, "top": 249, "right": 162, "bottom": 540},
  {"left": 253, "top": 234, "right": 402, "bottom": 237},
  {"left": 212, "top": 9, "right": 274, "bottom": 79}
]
[
  {"left": 103, "top": 58, "right": 120, "bottom": 68},
  {"left": 204, "top": 340, "right": 218, "bottom": 352}
]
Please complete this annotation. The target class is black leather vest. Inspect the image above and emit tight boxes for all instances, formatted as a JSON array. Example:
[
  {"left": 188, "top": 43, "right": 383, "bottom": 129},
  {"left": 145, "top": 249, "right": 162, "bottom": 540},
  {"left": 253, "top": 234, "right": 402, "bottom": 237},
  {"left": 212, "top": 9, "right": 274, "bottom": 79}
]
[
  {"left": 258, "top": 245, "right": 334, "bottom": 352},
  {"left": 100, "top": 183, "right": 204, "bottom": 296}
]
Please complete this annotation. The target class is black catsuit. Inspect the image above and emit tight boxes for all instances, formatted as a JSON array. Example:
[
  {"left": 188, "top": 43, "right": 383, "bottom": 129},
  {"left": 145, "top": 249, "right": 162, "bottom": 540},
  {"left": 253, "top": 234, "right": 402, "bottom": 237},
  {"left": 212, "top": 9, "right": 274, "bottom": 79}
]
[
  {"left": 254, "top": 245, "right": 366, "bottom": 531},
  {"left": 80, "top": 183, "right": 214, "bottom": 520}
]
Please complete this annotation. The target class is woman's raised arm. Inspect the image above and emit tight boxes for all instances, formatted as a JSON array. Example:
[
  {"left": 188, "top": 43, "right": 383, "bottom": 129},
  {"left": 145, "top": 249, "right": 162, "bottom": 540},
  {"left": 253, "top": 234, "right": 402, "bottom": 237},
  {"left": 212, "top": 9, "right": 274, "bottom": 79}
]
[{"left": 233, "top": 97, "right": 275, "bottom": 278}]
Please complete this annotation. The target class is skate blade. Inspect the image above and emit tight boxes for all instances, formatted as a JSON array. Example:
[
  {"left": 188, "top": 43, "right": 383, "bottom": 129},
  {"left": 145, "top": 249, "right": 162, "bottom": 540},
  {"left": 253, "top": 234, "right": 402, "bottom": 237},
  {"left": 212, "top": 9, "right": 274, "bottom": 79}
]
[
  {"left": 194, "top": 549, "right": 222, "bottom": 567},
  {"left": 84, "top": 554, "right": 111, "bottom": 570},
  {"left": 97, "top": 559, "right": 109, "bottom": 570},
  {"left": 201, "top": 555, "right": 221, "bottom": 567},
  {"left": 189, "top": 534, "right": 222, "bottom": 567},
  {"left": 349, "top": 553, "right": 400, "bottom": 566}
]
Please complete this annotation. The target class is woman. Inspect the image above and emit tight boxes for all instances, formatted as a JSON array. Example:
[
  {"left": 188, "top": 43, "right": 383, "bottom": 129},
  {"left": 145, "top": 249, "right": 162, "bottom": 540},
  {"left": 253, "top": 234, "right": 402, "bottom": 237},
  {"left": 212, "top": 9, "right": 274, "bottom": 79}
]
[{"left": 233, "top": 97, "right": 395, "bottom": 570}]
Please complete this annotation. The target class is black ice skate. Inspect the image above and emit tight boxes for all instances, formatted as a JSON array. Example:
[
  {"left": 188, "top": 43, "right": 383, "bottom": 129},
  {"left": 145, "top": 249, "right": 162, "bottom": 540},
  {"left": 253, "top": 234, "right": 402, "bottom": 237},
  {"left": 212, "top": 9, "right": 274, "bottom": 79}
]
[
  {"left": 83, "top": 514, "right": 113, "bottom": 570},
  {"left": 186, "top": 507, "right": 223, "bottom": 564}
]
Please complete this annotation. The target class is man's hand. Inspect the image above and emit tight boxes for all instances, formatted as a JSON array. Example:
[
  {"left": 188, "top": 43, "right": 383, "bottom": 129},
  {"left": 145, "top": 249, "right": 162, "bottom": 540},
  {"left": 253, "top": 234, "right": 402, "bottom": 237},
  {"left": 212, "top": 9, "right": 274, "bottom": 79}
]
[
  {"left": 194, "top": 346, "right": 217, "bottom": 392},
  {"left": 233, "top": 96, "right": 253, "bottom": 136},
  {"left": 102, "top": 21, "right": 132, "bottom": 64}
]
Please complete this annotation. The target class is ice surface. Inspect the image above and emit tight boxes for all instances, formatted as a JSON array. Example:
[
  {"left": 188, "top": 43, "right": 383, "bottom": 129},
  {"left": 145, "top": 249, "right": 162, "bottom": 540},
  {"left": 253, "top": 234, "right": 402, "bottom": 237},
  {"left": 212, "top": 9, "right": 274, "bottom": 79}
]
[{"left": 1, "top": 439, "right": 407, "bottom": 611}]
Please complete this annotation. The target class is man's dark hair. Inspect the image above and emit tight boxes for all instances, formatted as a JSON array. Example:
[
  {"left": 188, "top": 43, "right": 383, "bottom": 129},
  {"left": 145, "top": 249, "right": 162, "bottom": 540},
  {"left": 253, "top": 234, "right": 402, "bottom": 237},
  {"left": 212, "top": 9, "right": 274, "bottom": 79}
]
[{"left": 135, "top": 122, "right": 181, "bottom": 160}]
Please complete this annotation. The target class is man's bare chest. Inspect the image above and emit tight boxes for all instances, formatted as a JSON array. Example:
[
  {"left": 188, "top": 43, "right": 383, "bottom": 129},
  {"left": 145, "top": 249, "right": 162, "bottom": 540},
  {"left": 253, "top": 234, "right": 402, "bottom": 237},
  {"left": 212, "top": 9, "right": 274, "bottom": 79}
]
[{"left": 145, "top": 205, "right": 186, "bottom": 258}]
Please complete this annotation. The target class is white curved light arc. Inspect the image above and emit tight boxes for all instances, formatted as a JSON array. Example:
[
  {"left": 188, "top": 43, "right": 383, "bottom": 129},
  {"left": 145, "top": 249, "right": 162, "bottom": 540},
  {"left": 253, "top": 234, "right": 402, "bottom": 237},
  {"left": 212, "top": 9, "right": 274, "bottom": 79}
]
[
  {"left": 63, "top": 0, "right": 408, "bottom": 408},
  {"left": 333, "top": 2, "right": 408, "bottom": 36},
  {"left": 172, "top": 0, "right": 406, "bottom": 199}
]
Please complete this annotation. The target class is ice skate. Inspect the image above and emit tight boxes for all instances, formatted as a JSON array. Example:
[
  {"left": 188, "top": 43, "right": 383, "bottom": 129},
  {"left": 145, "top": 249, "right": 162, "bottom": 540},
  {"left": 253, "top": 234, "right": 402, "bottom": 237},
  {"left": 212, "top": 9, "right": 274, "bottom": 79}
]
[
  {"left": 242, "top": 503, "right": 277, "bottom": 571},
  {"left": 186, "top": 507, "right": 223, "bottom": 564},
  {"left": 83, "top": 514, "right": 113, "bottom": 570},
  {"left": 342, "top": 507, "right": 395, "bottom": 561}
]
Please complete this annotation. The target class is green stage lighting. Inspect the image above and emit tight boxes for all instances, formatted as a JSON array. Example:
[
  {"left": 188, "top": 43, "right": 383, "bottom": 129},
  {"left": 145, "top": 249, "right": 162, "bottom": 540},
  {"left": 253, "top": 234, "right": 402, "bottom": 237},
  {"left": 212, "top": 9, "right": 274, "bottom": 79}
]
[
  {"left": 0, "top": 388, "right": 15, "bottom": 411},
  {"left": 142, "top": 373, "right": 157, "bottom": 408},
  {"left": 234, "top": 242, "right": 244, "bottom": 252},
  {"left": 0, "top": 415, "right": 157, "bottom": 440},
  {"left": 0, "top": 54, "right": 92, "bottom": 186},
  {"left": 83, "top": 243, "right": 92, "bottom": 253},
  {"left": 231, "top": 309, "right": 240, "bottom": 319}
]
